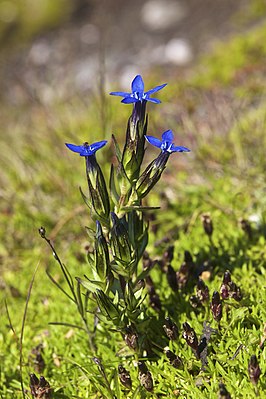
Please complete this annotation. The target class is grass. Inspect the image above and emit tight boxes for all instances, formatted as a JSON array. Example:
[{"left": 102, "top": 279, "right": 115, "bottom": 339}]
[{"left": 1, "top": 13, "right": 266, "bottom": 399}]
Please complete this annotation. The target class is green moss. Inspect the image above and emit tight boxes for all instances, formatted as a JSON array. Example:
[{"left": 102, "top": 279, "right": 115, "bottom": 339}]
[
  {"left": 192, "top": 22, "right": 266, "bottom": 87},
  {"left": 0, "top": 0, "right": 73, "bottom": 46}
]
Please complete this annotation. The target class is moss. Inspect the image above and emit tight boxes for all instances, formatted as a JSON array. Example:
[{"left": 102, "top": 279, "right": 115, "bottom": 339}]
[{"left": 192, "top": 21, "right": 266, "bottom": 88}]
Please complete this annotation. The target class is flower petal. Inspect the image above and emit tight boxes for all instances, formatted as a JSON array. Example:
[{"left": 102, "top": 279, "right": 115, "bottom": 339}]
[
  {"left": 145, "top": 83, "right": 167, "bottom": 95},
  {"left": 171, "top": 145, "right": 190, "bottom": 152},
  {"left": 145, "top": 135, "right": 162, "bottom": 148},
  {"left": 131, "top": 75, "right": 144, "bottom": 94},
  {"left": 65, "top": 143, "right": 84, "bottom": 154},
  {"left": 146, "top": 97, "right": 161, "bottom": 104},
  {"left": 80, "top": 147, "right": 92, "bottom": 156},
  {"left": 162, "top": 130, "right": 174, "bottom": 142},
  {"left": 121, "top": 96, "right": 138, "bottom": 104},
  {"left": 109, "top": 91, "right": 130, "bottom": 97},
  {"left": 90, "top": 140, "right": 108, "bottom": 153}
]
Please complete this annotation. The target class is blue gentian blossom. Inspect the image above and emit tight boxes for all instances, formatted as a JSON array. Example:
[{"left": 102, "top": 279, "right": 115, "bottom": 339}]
[
  {"left": 110, "top": 75, "right": 167, "bottom": 104},
  {"left": 145, "top": 130, "right": 190, "bottom": 153},
  {"left": 65, "top": 140, "right": 107, "bottom": 156}
]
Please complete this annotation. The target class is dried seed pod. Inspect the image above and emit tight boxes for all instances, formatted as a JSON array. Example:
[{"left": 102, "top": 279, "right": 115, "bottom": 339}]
[
  {"left": 239, "top": 218, "right": 252, "bottom": 240},
  {"left": 29, "top": 344, "right": 45, "bottom": 374},
  {"left": 166, "top": 264, "right": 178, "bottom": 291},
  {"left": 145, "top": 276, "right": 161, "bottom": 312},
  {"left": 118, "top": 365, "right": 132, "bottom": 390},
  {"left": 124, "top": 324, "right": 138, "bottom": 351},
  {"left": 164, "top": 347, "right": 182, "bottom": 369},
  {"left": 138, "top": 361, "right": 153, "bottom": 392},
  {"left": 182, "top": 322, "right": 199, "bottom": 357},
  {"left": 29, "top": 374, "right": 52, "bottom": 399},
  {"left": 176, "top": 251, "right": 195, "bottom": 289},
  {"left": 248, "top": 355, "right": 261, "bottom": 385},
  {"left": 163, "top": 245, "right": 175, "bottom": 265},
  {"left": 201, "top": 213, "right": 213, "bottom": 237},
  {"left": 196, "top": 279, "right": 209, "bottom": 303},
  {"left": 218, "top": 383, "right": 232, "bottom": 399},
  {"left": 142, "top": 251, "right": 153, "bottom": 271},
  {"left": 149, "top": 292, "right": 161, "bottom": 312},
  {"left": 220, "top": 271, "right": 231, "bottom": 300},
  {"left": 211, "top": 291, "right": 222, "bottom": 322},
  {"left": 190, "top": 295, "right": 201, "bottom": 308},
  {"left": 134, "top": 279, "right": 145, "bottom": 294},
  {"left": 163, "top": 317, "right": 178, "bottom": 341},
  {"left": 38, "top": 227, "right": 46, "bottom": 238},
  {"left": 229, "top": 282, "right": 242, "bottom": 302},
  {"left": 220, "top": 271, "right": 242, "bottom": 301}
]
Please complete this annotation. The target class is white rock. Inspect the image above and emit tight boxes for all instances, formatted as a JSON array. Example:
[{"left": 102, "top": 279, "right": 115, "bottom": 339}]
[
  {"left": 165, "top": 38, "right": 193, "bottom": 65},
  {"left": 29, "top": 41, "right": 51, "bottom": 66},
  {"left": 80, "top": 24, "right": 99, "bottom": 45},
  {"left": 141, "top": 0, "right": 187, "bottom": 31}
]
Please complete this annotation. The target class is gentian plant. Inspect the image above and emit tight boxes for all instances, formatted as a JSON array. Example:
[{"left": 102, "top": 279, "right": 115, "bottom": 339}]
[{"left": 40, "top": 74, "right": 190, "bottom": 390}]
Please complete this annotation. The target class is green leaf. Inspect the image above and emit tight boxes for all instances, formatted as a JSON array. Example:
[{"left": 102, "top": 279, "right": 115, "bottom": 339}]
[
  {"left": 121, "top": 205, "right": 160, "bottom": 212},
  {"left": 76, "top": 277, "right": 106, "bottom": 293},
  {"left": 109, "top": 164, "right": 120, "bottom": 204},
  {"left": 79, "top": 186, "right": 91, "bottom": 209},
  {"left": 112, "top": 134, "right": 122, "bottom": 162}
]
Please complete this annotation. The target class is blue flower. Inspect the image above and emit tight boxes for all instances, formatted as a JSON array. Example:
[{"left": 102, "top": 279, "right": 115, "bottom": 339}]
[
  {"left": 145, "top": 130, "right": 190, "bottom": 153},
  {"left": 65, "top": 140, "right": 107, "bottom": 156},
  {"left": 110, "top": 75, "right": 167, "bottom": 104}
]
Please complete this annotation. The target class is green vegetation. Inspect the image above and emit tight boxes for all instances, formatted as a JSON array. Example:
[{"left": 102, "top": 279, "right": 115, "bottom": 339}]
[
  {"left": 0, "top": 0, "right": 74, "bottom": 47},
  {"left": 0, "top": 10, "right": 266, "bottom": 399}
]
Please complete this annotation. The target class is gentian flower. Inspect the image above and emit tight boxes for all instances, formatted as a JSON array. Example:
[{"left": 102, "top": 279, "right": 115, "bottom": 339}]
[
  {"left": 65, "top": 140, "right": 107, "bottom": 156},
  {"left": 65, "top": 140, "right": 110, "bottom": 224},
  {"left": 145, "top": 130, "right": 190, "bottom": 153},
  {"left": 110, "top": 75, "right": 167, "bottom": 104}
]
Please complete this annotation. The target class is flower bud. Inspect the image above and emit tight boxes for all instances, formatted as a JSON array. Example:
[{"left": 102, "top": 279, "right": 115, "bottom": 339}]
[
  {"left": 110, "top": 213, "right": 132, "bottom": 265},
  {"left": 136, "top": 152, "right": 170, "bottom": 199},
  {"left": 84, "top": 154, "right": 110, "bottom": 224},
  {"left": 93, "top": 221, "right": 110, "bottom": 281},
  {"left": 122, "top": 113, "right": 147, "bottom": 182},
  {"left": 95, "top": 289, "right": 121, "bottom": 325}
]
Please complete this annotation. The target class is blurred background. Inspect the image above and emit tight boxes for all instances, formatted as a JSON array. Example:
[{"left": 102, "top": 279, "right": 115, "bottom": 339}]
[
  {"left": 0, "top": 0, "right": 255, "bottom": 103},
  {"left": 0, "top": 0, "right": 266, "bottom": 259}
]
